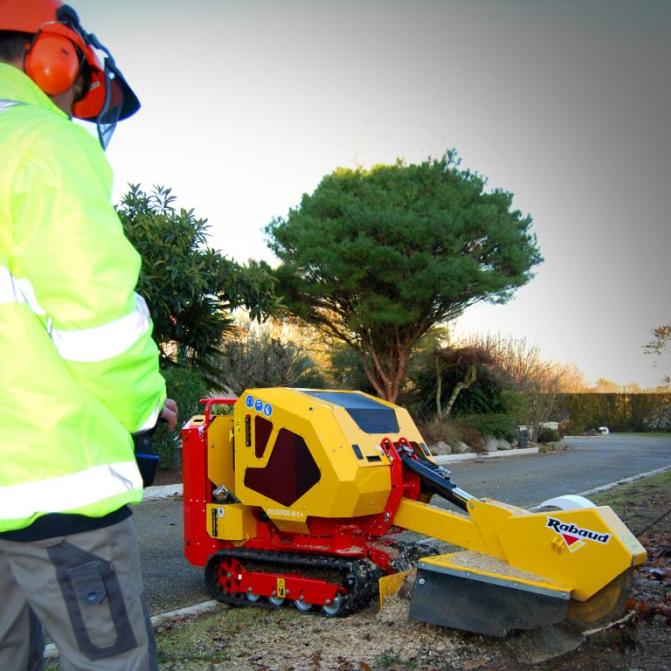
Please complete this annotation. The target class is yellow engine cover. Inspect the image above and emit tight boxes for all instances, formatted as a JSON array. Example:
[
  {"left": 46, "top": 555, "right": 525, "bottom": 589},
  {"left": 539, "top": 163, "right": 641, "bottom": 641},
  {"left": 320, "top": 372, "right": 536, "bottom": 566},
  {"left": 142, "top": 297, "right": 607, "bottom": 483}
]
[{"left": 230, "top": 388, "right": 425, "bottom": 532}]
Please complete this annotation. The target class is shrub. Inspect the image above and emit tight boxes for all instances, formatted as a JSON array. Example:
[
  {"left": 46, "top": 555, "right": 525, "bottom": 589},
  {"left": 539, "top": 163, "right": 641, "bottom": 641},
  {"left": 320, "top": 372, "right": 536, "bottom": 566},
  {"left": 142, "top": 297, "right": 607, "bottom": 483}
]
[
  {"left": 416, "top": 420, "right": 460, "bottom": 446},
  {"left": 537, "top": 427, "right": 561, "bottom": 443},
  {"left": 214, "top": 333, "right": 327, "bottom": 394},
  {"left": 454, "top": 413, "right": 518, "bottom": 441},
  {"left": 409, "top": 351, "right": 520, "bottom": 420},
  {"left": 456, "top": 425, "right": 485, "bottom": 452},
  {"left": 154, "top": 365, "right": 208, "bottom": 470},
  {"left": 558, "top": 419, "right": 573, "bottom": 436},
  {"left": 557, "top": 418, "right": 588, "bottom": 436}
]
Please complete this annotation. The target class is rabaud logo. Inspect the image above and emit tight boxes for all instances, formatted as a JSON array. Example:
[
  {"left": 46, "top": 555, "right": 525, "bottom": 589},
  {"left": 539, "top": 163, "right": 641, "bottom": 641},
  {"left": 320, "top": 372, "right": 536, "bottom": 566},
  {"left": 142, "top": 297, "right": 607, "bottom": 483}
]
[{"left": 546, "top": 517, "right": 611, "bottom": 553}]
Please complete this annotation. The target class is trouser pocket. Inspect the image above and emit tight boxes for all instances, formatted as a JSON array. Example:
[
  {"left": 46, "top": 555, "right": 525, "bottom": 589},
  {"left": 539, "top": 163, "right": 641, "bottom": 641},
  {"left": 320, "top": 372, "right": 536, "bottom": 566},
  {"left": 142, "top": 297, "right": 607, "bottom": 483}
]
[{"left": 48, "top": 542, "right": 137, "bottom": 661}]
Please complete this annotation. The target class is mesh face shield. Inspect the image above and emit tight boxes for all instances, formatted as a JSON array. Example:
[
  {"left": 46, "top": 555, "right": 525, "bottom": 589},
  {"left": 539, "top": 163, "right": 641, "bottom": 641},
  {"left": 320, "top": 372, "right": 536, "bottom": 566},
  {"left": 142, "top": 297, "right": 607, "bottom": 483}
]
[
  {"left": 57, "top": 5, "right": 140, "bottom": 148},
  {"left": 96, "top": 60, "right": 126, "bottom": 149}
]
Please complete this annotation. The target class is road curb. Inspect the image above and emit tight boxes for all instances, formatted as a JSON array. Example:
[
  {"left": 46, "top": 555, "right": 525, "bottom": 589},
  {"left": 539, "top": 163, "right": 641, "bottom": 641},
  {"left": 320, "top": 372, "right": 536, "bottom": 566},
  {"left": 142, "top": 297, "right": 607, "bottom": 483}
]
[
  {"left": 44, "top": 600, "right": 223, "bottom": 660},
  {"left": 433, "top": 446, "right": 539, "bottom": 464},
  {"left": 144, "top": 483, "right": 183, "bottom": 500},
  {"left": 151, "top": 599, "right": 223, "bottom": 626},
  {"left": 576, "top": 464, "right": 671, "bottom": 498},
  {"left": 527, "top": 464, "right": 671, "bottom": 510}
]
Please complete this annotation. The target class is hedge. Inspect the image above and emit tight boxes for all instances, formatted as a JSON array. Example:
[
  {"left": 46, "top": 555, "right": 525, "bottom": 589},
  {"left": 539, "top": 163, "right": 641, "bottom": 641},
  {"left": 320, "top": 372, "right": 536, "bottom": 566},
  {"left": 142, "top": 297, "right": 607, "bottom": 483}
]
[
  {"left": 454, "top": 413, "right": 519, "bottom": 441},
  {"left": 554, "top": 393, "right": 671, "bottom": 432}
]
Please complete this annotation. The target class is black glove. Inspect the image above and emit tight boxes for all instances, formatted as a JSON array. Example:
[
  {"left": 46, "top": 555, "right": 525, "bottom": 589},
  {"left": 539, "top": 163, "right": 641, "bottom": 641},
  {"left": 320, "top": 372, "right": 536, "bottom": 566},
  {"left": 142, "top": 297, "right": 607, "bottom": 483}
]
[{"left": 132, "top": 427, "right": 160, "bottom": 488}]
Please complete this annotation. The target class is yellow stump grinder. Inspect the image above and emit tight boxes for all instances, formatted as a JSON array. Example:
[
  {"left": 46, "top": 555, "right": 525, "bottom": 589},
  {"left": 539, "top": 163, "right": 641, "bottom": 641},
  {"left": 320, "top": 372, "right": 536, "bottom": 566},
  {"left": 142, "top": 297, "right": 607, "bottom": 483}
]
[{"left": 181, "top": 388, "right": 645, "bottom": 636}]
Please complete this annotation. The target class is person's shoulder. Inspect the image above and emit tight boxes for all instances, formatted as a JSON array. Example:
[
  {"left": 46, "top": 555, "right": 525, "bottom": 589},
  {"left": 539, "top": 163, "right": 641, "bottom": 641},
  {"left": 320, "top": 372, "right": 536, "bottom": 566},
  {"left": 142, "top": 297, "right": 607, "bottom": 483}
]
[
  {"left": 9, "top": 104, "right": 110, "bottom": 181},
  {"left": 46, "top": 113, "right": 99, "bottom": 153},
  {"left": 10, "top": 104, "right": 101, "bottom": 158}
]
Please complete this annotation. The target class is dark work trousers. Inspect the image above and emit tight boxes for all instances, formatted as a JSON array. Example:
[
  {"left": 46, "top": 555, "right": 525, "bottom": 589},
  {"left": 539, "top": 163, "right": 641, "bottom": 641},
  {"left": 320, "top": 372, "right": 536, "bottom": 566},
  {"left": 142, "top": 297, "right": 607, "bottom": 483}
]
[{"left": 0, "top": 517, "right": 158, "bottom": 670}]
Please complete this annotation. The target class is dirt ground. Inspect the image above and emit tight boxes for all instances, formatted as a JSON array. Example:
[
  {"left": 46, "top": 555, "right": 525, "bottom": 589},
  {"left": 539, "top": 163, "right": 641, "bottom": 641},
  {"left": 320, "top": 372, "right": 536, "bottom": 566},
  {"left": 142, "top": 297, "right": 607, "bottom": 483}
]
[
  {"left": 152, "top": 465, "right": 183, "bottom": 486},
  {"left": 146, "top": 470, "right": 670, "bottom": 671},
  {"left": 44, "top": 470, "right": 670, "bottom": 670}
]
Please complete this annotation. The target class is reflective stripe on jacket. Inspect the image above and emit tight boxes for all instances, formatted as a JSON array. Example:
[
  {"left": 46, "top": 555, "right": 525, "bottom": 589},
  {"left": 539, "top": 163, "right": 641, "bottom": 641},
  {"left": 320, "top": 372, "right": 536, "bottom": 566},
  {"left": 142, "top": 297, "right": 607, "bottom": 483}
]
[{"left": 0, "top": 63, "right": 166, "bottom": 532}]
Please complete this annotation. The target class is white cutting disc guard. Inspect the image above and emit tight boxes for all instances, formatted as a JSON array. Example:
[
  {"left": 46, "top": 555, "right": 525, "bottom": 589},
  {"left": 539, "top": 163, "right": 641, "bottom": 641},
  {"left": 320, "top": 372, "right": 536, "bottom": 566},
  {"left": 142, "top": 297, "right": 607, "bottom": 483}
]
[{"left": 537, "top": 494, "right": 597, "bottom": 510}]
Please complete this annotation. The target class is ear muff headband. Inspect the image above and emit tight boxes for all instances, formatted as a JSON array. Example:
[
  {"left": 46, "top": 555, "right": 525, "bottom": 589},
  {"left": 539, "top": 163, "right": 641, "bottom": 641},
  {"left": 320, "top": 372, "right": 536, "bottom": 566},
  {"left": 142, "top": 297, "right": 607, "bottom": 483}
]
[{"left": 24, "top": 25, "right": 81, "bottom": 96}]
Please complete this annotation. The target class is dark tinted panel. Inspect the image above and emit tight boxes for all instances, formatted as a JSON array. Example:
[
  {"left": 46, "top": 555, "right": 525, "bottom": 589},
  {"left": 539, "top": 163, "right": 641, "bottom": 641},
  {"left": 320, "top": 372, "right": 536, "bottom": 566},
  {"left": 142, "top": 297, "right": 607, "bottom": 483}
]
[
  {"left": 254, "top": 416, "right": 273, "bottom": 459},
  {"left": 303, "top": 391, "right": 399, "bottom": 434},
  {"left": 244, "top": 428, "right": 320, "bottom": 506}
]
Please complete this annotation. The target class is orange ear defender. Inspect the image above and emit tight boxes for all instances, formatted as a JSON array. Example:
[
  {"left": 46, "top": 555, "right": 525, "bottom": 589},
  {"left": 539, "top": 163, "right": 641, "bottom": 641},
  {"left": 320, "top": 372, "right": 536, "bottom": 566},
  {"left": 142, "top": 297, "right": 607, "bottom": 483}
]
[
  {"left": 24, "top": 26, "right": 81, "bottom": 96},
  {"left": 3, "top": 1, "right": 140, "bottom": 147}
]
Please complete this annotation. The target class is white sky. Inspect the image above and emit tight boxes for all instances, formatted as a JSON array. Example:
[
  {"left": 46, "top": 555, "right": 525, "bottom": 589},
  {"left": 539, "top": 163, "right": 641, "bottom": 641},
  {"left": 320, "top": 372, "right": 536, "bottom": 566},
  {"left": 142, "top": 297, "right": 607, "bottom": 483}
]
[{"left": 73, "top": 0, "right": 670, "bottom": 388}]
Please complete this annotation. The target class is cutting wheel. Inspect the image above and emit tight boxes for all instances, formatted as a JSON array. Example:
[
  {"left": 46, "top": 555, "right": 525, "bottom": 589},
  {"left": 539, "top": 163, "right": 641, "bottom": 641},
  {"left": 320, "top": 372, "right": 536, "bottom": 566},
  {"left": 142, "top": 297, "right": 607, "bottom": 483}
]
[{"left": 567, "top": 569, "right": 633, "bottom": 625}]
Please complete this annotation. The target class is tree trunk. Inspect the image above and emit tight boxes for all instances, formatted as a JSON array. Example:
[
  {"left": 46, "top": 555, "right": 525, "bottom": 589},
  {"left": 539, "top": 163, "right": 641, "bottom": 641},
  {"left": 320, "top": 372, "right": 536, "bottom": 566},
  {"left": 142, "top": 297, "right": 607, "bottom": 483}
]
[
  {"left": 435, "top": 356, "right": 443, "bottom": 418},
  {"left": 359, "top": 343, "right": 411, "bottom": 403},
  {"left": 438, "top": 362, "right": 477, "bottom": 421}
]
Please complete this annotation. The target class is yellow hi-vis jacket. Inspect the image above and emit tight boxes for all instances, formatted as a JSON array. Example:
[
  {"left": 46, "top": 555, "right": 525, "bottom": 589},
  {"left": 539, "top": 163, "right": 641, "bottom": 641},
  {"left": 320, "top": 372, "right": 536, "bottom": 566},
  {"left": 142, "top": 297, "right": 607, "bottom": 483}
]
[{"left": 0, "top": 63, "right": 166, "bottom": 533}]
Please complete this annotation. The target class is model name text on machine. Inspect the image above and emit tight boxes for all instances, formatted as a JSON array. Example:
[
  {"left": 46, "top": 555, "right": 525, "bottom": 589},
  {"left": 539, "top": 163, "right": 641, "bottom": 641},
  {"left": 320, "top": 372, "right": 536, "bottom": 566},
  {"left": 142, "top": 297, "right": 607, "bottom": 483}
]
[{"left": 267, "top": 508, "right": 306, "bottom": 519}]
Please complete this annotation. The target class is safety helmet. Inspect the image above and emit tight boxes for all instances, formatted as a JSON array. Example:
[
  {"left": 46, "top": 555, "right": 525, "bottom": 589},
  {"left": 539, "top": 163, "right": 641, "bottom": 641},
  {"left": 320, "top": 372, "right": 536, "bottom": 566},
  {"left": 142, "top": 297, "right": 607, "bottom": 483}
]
[{"left": 0, "top": 0, "right": 140, "bottom": 148}]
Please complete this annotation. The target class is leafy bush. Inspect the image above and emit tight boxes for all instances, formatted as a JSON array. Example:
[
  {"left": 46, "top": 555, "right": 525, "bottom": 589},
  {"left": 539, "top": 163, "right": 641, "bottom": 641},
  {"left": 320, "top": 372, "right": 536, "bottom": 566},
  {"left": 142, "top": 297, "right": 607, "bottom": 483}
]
[
  {"left": 537, "top": 427, "right": 561, "bottom": 443},
  {"left": 409, "top": 349, "right": 522, "bottom": 421},
  {"left": 117, "top": 185, "right": 277, "bottom": 385},
  {"left": 154, "top": 365, "right": 208, "bottom": 470},
  {"left": 455, "top": 425, "right": 485, "bottom": 452},
  {"left": 557, "top": 418, "right": 591, "bottom": 436},
  {"left": 416, "top": 419, "right": 487, "bottom": 452},
  {"left": 454, "top": 413, "right": 519, "bottom": 441},
  {"left": 416, "top": 420, "right": 461, "bottom": 446}
]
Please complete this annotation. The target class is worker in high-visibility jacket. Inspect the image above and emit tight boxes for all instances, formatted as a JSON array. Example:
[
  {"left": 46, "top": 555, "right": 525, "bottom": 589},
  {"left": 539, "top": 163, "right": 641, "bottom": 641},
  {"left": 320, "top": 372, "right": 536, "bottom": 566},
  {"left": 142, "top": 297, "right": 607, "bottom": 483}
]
[{"left": 0, "top": 2, "right": 176, "bottom": 668}]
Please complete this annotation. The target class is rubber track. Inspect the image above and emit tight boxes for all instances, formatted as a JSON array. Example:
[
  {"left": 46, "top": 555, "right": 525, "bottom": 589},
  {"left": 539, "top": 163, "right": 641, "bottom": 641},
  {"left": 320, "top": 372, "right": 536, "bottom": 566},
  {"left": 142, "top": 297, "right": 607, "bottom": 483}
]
[{"left": 205, "top": 547, "right": 382, "bottom": 615}]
